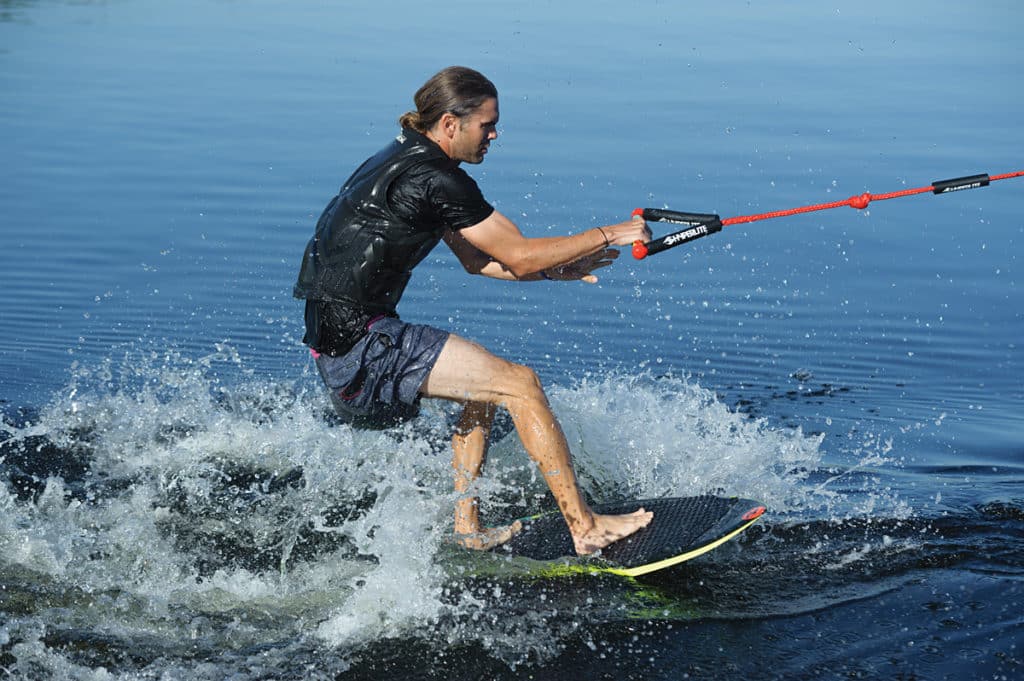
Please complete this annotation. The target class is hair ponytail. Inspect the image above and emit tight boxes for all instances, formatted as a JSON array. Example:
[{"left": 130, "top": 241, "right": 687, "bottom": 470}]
[
  {"left": 397, "top": 66, "right": 497, "bottom": 133},
  {"left": 398, "top": 111, "right": 423, "bottom": 131}
]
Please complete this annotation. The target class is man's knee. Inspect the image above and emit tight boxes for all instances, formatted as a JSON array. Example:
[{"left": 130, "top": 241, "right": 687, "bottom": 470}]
[{"left": 502, "top": 362, "right": 546, "bottom": 404}]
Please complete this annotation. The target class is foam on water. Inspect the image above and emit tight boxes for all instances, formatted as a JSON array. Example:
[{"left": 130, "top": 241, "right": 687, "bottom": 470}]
[
  {"left": 0, "top": 347, "right": 906, "bottom": 675},
  {"left": 547, "top": 372, "right": 830, "bottom": 512}
]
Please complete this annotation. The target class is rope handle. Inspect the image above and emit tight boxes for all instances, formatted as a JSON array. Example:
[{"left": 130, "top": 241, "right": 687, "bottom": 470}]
[{"left": 631, "top": 208, "right": 722, "bottom": 260}]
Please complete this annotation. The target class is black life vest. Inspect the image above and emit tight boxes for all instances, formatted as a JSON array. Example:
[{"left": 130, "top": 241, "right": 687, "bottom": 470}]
[{"left": 293, "top": 129, "right": 453, "bottom": 314}]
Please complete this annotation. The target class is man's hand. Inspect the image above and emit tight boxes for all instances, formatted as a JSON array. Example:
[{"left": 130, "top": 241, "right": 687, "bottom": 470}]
[
  {"left": 543, "top": 247, "right": 620, "bottom": 284},
  {"left": 603, "top": 217, "right": 652, "bottom": 247}
]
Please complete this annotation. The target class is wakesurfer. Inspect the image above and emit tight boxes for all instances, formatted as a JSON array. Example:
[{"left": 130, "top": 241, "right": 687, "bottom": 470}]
[{"left": 294, "top": 66, "right": 653, "bottom": 554}]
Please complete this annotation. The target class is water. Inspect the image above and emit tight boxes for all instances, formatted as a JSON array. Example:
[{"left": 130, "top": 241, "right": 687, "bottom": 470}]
[{"left": 1, "top": 0, "right": 1022, "bottom": 678}]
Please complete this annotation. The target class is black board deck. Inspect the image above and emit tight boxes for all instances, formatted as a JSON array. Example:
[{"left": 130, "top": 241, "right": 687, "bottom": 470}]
[{"left": 497, "top": 495, "right": 766, "bottom": 577}]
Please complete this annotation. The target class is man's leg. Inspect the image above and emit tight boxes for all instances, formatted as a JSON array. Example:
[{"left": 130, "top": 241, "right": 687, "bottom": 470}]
[
  {"left": 421, "top": 334, "right": 652, "bottom": 554},
  {"left": 450, "top": 401, "right": 523, "bottom": 549}
]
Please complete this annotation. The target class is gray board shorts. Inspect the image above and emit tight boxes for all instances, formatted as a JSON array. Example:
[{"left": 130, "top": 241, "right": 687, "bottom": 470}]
[{"left": 312, "top": 316, "right": 449, "bottom": 429}]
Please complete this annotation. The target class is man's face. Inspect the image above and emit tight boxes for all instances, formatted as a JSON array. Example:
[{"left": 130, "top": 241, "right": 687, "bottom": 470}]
[{"left": 451, "top": 97, "right": 499, "bottom": 165}]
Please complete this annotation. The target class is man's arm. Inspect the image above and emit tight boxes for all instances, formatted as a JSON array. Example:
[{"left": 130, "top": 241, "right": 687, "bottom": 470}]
[
  {"left": 445, "top": 209, "right": 650, "bottom": 281},
  {"left": 442, "top": 226, "right": 525, "bottom": 281}
]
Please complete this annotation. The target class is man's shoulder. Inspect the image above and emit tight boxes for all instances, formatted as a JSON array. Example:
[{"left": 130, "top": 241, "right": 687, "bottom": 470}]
[{"left": 398, "top": 154, "right": 475, "bottom": 193}]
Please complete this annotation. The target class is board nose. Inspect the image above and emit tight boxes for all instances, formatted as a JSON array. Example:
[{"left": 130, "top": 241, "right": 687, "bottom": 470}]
[{"left": 742, "top": 505, "right": 766, "bottom": 521}]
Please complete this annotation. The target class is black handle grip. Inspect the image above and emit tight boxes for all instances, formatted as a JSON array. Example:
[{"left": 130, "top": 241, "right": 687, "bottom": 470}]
[
  {"left": 643, "top": 217, "right": 723, "bottom": 256},
  {"left": 932, "top": 173, "right": 990, "bottom": 194},
  {"left": 640, "top": 208, "right": 721, "bottom": 226}
]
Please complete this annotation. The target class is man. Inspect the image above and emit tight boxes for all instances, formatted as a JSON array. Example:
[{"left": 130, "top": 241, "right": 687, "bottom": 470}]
[{"left": 295, "top": 66, "right": 653, "bottom": 554}]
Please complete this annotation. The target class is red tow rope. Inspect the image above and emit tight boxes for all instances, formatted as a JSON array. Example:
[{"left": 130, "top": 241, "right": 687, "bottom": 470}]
[{"left": 632, "top": 170, "right": 1024, "bottom": 259}]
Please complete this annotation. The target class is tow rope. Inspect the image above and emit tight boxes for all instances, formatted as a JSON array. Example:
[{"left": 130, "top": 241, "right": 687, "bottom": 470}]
[{"left": 631, "top": 170, "right": 1024, "bottom": 259}]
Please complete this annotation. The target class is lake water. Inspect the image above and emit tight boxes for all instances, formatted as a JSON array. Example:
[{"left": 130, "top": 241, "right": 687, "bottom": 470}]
[{"left": 1, "top": 1, "right": 1022, "bottom": 678}]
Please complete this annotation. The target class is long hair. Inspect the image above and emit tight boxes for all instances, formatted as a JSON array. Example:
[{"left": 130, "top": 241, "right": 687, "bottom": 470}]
[{"left": 398, "top": 66, "right": 497, "bottom": 133}]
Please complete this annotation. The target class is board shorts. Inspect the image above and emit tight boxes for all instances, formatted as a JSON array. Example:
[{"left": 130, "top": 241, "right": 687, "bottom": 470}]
[{"left": 312, "top": 316, "right": 449, "bottom": 429}]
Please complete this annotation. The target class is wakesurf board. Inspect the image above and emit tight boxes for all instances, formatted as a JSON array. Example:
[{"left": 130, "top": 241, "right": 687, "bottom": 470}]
[{"left": 497, "top": 495, "right": 765, "bottom": 577}]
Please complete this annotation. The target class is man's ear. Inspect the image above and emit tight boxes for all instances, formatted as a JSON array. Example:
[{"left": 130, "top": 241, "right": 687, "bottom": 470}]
[{"left": 439, "top": 111, "right": 460, "bottom": 138}]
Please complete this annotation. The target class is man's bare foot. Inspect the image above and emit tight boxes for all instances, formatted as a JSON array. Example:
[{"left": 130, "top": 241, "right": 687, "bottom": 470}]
[
  {"left": 455, "top": 520, "right": 523, "bottom": 551},
  {"left": 572, "top": 508, "right": 653, "bottom": 555}
]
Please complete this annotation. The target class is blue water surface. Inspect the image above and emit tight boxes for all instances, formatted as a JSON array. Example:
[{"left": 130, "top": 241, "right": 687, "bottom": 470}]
[{"left": 1, "top": 1, "right": 1022, "bottom": 679}]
